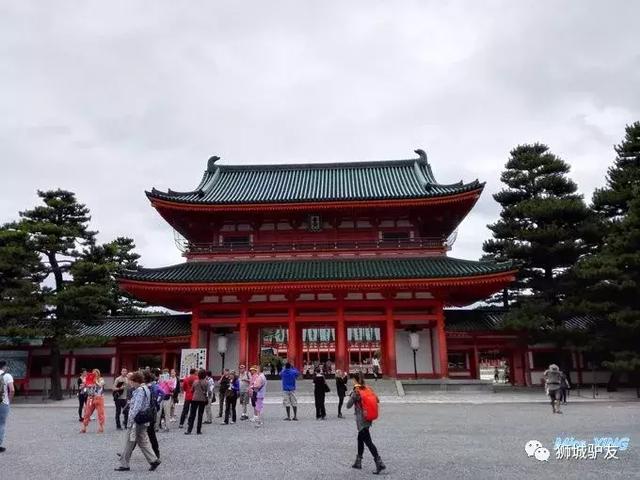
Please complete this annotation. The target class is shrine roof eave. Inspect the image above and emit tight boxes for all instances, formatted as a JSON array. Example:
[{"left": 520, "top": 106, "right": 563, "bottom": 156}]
[
  {"left": 118, "top": 270, "right": 517, "bottom": 311},
  {"left": 146, "top": 185, "right": 484, "bottom": 214}
]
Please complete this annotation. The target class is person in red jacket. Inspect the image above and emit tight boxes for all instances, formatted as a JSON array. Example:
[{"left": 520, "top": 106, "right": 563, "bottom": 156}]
[{"left": 179, "top": 369, "right": 198, "bottom": 428}]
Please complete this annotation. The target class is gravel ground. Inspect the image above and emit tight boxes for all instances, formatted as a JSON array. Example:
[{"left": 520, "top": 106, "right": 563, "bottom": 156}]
[{"left": 4, "top": 401, "right": 639, "bottom": 479}]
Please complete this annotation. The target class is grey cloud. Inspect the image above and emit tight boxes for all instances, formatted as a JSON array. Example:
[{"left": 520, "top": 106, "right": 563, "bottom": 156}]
[{"left": 1, "top": 0, "right": 639, "bottom": 267}]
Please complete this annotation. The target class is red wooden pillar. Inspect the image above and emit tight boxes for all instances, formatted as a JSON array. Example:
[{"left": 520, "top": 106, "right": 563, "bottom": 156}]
[
  {"left": 287, "top": 301, "right": 298, "bottom": 366},
  {"left": 335, "top": 297, "right": 348, "bottom": 372},
  {"left": 190, "top": 306, "right": 200, "bottom": 348},
  {"left": 436, "top": 304, "right": 448, "bottom": 378},
  {"left": 472, "top": 341, "right": 479, "bottom": 380},
  {"left": 384, "top": 299, "right": 397, "bottom": 378},
  {"left": 248, "top": 325, "right": 259, "bottom": 366},
  {"left": 239, "top": 305, "right": 248, "bottom": 367}
]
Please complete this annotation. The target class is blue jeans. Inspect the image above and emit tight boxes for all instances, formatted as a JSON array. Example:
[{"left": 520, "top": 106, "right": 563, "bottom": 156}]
[{"left": 0, "top": 403, "right": 9, "bottom": 446}]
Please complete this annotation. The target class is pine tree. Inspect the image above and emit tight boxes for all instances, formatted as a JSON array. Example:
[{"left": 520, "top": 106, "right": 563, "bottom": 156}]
[
  {"left": 18, "top": 190, "right": 110, "bottom": 400},
  {"left": 574, "top": 191, "right": 640, "bottom": 393},
  {"left": 482, "top": 144, "right": 595, "bottom": 348},
  {"left": 570, "top": 122, "right": 640, "bottom": 393},
  {"left": 0, "top": 223, "right": 45, "bottom": 335},
  {"left": 592, "top": 121, "right": 640, "bottom": 221}
]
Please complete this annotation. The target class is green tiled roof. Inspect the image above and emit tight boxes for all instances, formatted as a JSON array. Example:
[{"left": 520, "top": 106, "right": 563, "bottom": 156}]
[
  {"left": 445, "top": 309, "right": 601, "bottom": 332},
  {"left": 120, "top": 256, "right": 513, "bottom": 284},
  {"left": 79, "top": 314, "right": 191, "bottom": 337},
  {"left": 147, "top": 150, "right": 483, "bottom": 205}
]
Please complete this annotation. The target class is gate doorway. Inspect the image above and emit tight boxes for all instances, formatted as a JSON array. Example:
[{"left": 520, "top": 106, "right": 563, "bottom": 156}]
[
  {"left": 347, "top": 326, "right": 381, "bottom": 376},
  {"left": 301, "top": 327, "right": 335, "bottom": 377},
  {"left": 259, "top": 326, "right": 288, "bottom": 378}
]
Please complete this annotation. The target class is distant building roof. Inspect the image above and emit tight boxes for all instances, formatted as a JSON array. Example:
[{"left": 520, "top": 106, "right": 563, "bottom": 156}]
[
  {"left": 147, "top": 151, "right": 483, "bottom": 205},
  {"left": 444, "top": 309, "right": 601, "bottom": 332},
  {"left": 79, "top": 314, "right": 191, "bottom": 338},
  {"left": 72, "top": 310, "right": 599, "bottom": 340}
]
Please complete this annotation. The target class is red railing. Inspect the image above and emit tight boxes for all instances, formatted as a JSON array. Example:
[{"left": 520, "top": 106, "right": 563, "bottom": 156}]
[{"left": 184, "top": 237, "right": 446, "bottom": 255}]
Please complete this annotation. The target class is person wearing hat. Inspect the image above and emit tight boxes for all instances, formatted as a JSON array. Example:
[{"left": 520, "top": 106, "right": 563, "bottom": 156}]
[
  {"left": 249, "top": 365, "right": 267, "bottom": 427},
  {"left": 543, "top": 364, "right": 563, "bottom": 414},
  {"left": 238, "top": 364, "right": 251, "bottom": 420}
]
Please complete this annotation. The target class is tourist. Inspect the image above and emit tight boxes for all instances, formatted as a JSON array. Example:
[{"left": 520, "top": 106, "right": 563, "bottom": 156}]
[
  {"left": 80, "top": 369, "right": 105, "bottom": 433},
  {"left": 250, "top": 365, "right": 267, "bottom": 427},
  {"left": 115, "top": 371, "right": 161, "bottom": 472},
  {"left": 203, "top": 370, "right": 215, "bottom": 424},
  {"left": 170, "top": 369, "right": 179, "bottom": 421},
  {"left": 186, "top": 369, "right": 208, "bottom": 435},
  {"left": 543, "top": 364, "right": 563, "bottom": 414},
  {"left": 347, "top": 372, "right": 385, "bottom": 474},
  {"left": 335, "top": 369, "right": 348, "bottom": 418},
  {"left": 113, "top": 368, "right": 129, "bottom": 430},
  {"left": 560, "top": 369, "right": 571, "bottom": 405},
  {"left": 157, "top": 368, "right": 175, "bottom": 432},
  {"left": 224, "top": 370, "right": 239, "bottom": 424},
  {"left": 179, "top": 368, "right": 198, "bottom": 428},
  {"left": 494, "top": 366, "right": 500, "bottom": 383},
  {"left": 238, "top": 364, "right": 251, "bottom": 420},
  {"left": 217, "top": 368, "right": 230, "bottom": 418},
  {"left": 371, "top": 356, "right": 380, "bottom": 381},
  {"left": 144, "top": 370, "right": 161, "bottom": 458},
  {"left": 76, "top": 368, "right": 87, "bottom": 422},
  {"left": 0, "top": 360, "right": 15, "bottom": 453},
  {"left": 280, "top": 362, "right": 299, "bottom": 421},
  {"left": 313, "top": 367, "right": 328, "bottom": 420}
]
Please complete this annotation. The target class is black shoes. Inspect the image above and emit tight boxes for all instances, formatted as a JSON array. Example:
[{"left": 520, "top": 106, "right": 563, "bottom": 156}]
[
  {"left": 0, "top": 447, "right": 6, "bottom": 453},
  {"left": 283, "top": 417, "right": 291, "bottom": 421},
  {"left": 149, "top": 460, "right": 161, "bottom": 471},
  {"left": 352, "top": 456, "right": 362, "bottom": 469},
  {"left": 114, "top": 467, "right": 130, "bottom": 472},
  {"left": 292, "top": 417, "right": 298, "bottom": 421},
  {"left": 373, "top": 456, "right": 386, "bottom": 474}
]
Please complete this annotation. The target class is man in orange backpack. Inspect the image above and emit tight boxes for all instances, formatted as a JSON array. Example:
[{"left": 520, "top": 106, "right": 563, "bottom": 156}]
[{"left": 346, "top": 372, "right": 386, "bottom": 474}]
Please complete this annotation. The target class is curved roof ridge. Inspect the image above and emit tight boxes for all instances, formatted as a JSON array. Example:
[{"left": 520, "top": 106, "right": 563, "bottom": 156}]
[
  {"left": 211, "top": 157, "right": 420, "bottom": 172},
  {"left": 145, "top": 149, "right": 485, "bottom": 204}
]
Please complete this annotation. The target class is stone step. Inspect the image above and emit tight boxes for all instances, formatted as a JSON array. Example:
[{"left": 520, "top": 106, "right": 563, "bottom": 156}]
[{"left": 262, "top": 378, "right": 399, "bottom": 396}]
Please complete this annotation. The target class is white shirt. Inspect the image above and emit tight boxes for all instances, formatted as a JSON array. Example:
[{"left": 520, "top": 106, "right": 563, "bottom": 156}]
[
  {"left": 0, "top": 370, "right": 14, "bottom": 406},
  {"left": 372, "top": 358, "right": 380, "bottom": 367}
]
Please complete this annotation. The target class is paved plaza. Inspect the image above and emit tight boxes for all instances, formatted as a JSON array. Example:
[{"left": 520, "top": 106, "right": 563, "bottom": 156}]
[{"left": 5, "top": 398, "right": 639, "bottom": 479}]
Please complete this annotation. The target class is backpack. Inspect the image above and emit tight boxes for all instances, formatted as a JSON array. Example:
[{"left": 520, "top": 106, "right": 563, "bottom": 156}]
[
  {"left": 359, "top": 386, "right": 379, "bottom": 422},
  {"left": 134, "top": 386, "right": 157, "bottom": 424}
]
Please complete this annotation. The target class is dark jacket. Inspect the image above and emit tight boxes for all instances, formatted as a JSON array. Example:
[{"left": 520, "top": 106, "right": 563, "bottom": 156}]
[
  {"left": 335, "top": 376, "right": 348, "bottom": 396},
  {"left": 218, "top": 374, "right": 230, "bottom": 394},
  {"left": 313, "top": 374, "right": 327, "bottom": 393}
]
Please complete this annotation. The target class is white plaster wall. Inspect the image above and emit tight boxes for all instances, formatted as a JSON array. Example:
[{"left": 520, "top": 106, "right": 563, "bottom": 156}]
[
  {"left": 209, "top": 332, "right": 239, "bottom": 374},
  {"left": 395, "top": 329, "right": 434, "bottom": 374}
]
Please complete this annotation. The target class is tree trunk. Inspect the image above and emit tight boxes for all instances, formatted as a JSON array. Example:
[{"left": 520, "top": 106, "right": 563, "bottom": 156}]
[
  {"left": 49, "top": 338, "right": 63, "bottom": 400},
  {"left": 48, "top": 253, "right": 65, "bottom": 401}
]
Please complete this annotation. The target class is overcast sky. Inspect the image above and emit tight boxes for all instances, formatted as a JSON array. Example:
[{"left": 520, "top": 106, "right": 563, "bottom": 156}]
[{"left": 2, "top": 1, "right": 639, "bottom": 269}]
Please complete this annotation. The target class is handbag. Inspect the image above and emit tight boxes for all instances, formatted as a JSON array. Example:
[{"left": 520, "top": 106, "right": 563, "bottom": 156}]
[{"left": 134, "top": 387, "right": 156, "bottom": 425}]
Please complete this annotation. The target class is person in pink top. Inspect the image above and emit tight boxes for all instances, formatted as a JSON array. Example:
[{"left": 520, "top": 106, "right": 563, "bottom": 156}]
[
  {"left": 156, "top": 369, "right": 176, "bottom": 432},
  {"left": 249, "top": 365, "right": 267, "bottom": 428}
]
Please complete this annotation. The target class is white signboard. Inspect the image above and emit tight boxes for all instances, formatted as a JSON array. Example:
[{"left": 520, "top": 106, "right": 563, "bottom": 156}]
[{"left": 180, "top": 348, "right": 207, "bottom": 378}]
